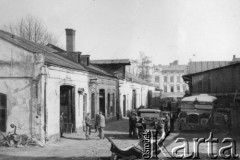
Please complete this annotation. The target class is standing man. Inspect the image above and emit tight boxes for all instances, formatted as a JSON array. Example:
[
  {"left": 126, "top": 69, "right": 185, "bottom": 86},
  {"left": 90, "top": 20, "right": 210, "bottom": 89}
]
[
  {"left": 95, "top": 113, "right": 100, "bottom": 133},
  {"left": 60, "top": 112, "right": 64, "bottom": 137},
  {"left": 85, "top": 113, "right": 92, "bottom": 140},
  {"left": 98, "top": 112, "right": 105, "bottom": 139},
  {"left": 128, "top": 110, "right": 134, "bottom": 138},
  {"left": 131, "top": 112, "right": 138, "bottom": 138}
]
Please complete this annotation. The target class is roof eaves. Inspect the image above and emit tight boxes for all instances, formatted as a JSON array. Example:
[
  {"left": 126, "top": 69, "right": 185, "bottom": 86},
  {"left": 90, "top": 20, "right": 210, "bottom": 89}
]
[{"left": 183, "top": 62, "right": 240, "bottom": 78}]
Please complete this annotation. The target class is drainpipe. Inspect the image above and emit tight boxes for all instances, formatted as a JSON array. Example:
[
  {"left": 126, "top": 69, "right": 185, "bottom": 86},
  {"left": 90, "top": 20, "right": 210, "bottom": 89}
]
[
  {"left": 44, "top": 74, "right": 47, "bottom": 142},
  {"left": 40, "top": 65, "right": 48, "bottom": 143}
]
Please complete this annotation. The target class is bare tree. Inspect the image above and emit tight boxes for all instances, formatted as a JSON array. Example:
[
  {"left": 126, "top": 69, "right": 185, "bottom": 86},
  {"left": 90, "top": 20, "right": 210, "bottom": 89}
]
[
  {"left": 136, "top": 51, "right": 153, "bottom": 82},
  {"left": 2, "top": 15, "right": 58, "bottom": 45}
]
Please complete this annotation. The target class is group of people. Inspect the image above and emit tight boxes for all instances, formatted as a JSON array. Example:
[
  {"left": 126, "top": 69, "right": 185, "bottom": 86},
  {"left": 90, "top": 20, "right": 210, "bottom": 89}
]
[
  {"left": 85, "top": 111, "right": 105, "bottom": 140},
  {"left": 128, "top": 110, "right": 142, "bottom": 138},
  {"left": 59, "top": 111, "right": 105, "bottom": 140}
]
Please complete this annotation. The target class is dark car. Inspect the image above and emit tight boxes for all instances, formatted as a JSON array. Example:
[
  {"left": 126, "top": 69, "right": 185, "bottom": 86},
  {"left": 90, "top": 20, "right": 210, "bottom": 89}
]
[{"left": 137, "top": 109, "right": 166, "bottom": 135}]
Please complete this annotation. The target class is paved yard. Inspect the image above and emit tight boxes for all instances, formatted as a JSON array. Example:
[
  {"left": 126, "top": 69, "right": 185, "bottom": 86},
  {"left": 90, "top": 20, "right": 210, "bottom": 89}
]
[{"left": 0, "top": 118, "right": 239, "bottom": 160}]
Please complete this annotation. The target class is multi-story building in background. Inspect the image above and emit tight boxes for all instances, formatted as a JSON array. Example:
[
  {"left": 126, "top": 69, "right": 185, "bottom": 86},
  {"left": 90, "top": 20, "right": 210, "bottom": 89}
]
[{"left": 152, "top": 60, "right": 188, "bottom": 97}]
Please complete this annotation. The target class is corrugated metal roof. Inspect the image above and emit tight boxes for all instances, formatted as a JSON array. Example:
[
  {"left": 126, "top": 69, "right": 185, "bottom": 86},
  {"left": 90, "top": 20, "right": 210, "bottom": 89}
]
[
  {"left": 188, "top": 61, "right": 230, "bottom": 74},
  {"left": 91, "top": 59, "right": 131, "bottom": 65},
  {"left": 183, "top": 61, "right": 240, "bottom": 78}
]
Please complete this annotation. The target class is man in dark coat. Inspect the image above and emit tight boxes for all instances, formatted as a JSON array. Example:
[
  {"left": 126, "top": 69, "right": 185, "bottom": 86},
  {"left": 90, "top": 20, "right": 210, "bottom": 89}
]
[
  {"left": 60, "top": 112, "right": 64, "bottom": 137},
  {"left": 85, "top": 113, "right": 92, "bottom": 140},
  {"left": 95, "top": 113, "right": 100, "bottom": 133},
  {"left": 128, "top": 110, "right": 133, "bottom": 137},
  {"left": 129, "top": 110, "right": 137, "bottom": 138},
  {"left": 98, "top": 112, "right": 105, "bottom": 139}
]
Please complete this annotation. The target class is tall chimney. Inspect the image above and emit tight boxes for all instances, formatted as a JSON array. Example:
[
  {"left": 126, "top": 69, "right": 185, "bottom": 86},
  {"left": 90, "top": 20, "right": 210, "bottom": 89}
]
[{"left": 65, "top": 29, "right": 76, "bottom": 52}]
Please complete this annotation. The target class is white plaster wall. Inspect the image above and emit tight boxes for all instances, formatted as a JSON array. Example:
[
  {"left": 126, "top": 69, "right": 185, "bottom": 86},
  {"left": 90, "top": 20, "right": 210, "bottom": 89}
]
[
  {"left": 0, "top": 79, "right": 33, "bottom": 135},
  {"left": 89, "top": 76, "right": 117, "bottom": 119},
  {"left": 119, "top": 80, "right": 155, "bottom": 116},
  {"left": 46, "top": 66, "right": 89, "bottom": 138},
  {"left": 0, "top": 39, "right": 41, "bottom": 136}
]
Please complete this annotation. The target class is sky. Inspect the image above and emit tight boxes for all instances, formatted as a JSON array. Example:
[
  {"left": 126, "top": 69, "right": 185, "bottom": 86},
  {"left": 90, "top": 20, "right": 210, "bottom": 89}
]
[{"left": 1, "top": 0, "right": 240, "bottom": 65}]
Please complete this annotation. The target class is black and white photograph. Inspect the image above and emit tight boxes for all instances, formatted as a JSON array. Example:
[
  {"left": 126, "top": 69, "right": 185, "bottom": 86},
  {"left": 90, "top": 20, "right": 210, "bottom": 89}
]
[{"left": 0, "top": 0, "right": 240, "bottom": 159}]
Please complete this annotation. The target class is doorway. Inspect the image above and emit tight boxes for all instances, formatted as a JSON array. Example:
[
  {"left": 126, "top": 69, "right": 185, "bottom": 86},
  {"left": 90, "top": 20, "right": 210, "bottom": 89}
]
[
  {"left": 123, "top": 95, "right": 126, "bottom": 117},
  {"left": 132, "top": 90, "right": 136, "bottom": 110},
  {"left": 60, "top": 85, "right": 75, "bottom": 133},
  {"left": 99, "top": 89, "right": 105, "bottom": 116}
]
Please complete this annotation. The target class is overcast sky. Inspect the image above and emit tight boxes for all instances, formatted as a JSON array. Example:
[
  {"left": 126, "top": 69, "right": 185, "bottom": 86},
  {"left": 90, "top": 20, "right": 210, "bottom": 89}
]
[{"left": 1, "top": 0, "right": 240, "bottom": 65}]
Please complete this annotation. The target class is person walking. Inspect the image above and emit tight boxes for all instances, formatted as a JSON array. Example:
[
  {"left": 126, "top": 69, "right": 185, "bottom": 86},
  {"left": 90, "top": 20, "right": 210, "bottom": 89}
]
[
  {"left": 85, "top": 113, "right": 92, "bottom": 140},
  {"left": 60, "top": 112, "right": 64, "bottom": 137},
  {"left": 98, "top": 112, "right": 105, "bottom": 139}
]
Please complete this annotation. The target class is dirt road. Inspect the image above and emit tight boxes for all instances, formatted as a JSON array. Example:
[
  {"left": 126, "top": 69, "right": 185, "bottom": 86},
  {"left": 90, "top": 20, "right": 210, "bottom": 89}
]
[
  {"left": 0, "top": 119, "right": 239, "bottom": 160},
  {"left": 0, "top": 118, "right": 138, "bottom": 160}
]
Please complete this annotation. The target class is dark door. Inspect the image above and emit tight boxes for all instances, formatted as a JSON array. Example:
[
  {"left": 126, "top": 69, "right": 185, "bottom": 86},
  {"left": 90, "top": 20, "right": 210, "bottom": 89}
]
[
  {"left": 132, "top": 90, "right": 136, "bottom": 109},
  {"left": 60, "top": 86, "right": 75, "bottom": 132},
  {"left": 123, "top": 95, "right": 126, "bottom": 117},
  {"left": 91, "top": 93, "right": 95, "bottom": 119},
  {"left": 0, "top": 93, "right": 7, "bottom": 132},
  {"left": 99, "top": 89, "right": 105, "bottom": 116}
]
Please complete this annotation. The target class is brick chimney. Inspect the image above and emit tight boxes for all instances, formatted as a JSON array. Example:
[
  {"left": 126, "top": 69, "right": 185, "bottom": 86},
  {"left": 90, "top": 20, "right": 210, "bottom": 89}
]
[
  {"left": 66, "top": 29, "right": 76, "bottom": 52},
  {"left": 233, "top": 55, "right": 236, "bottom": 61}
]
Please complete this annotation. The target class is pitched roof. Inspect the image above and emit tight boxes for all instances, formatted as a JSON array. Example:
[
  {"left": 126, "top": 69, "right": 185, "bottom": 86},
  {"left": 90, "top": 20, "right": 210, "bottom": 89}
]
[
  {"left": 91, "top": 59, "right": 131, "bottom": 65},
  {"left": 46, "top": 43, "right": 66, "bottom": 52},
  {"left": 183, "top": 61, "right": 240, "bottom": 79},
  {"left": 0, "top": 30, "right": 86, "bottom": 71},
  {"left": 0, "top": 30, "right": 115, "bottom": 78},
  {"left": 188, "top": 61, "right": 230, "bottom": 74}
]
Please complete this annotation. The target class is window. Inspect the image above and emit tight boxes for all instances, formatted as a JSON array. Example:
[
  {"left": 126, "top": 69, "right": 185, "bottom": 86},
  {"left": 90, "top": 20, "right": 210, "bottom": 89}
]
[
  {"left": 177, "top": 85, "right": 180, "bottom": 92},
  {"left": 170, "top": 86, "right": 174, "bottom": 92},
  {"left": 177, "top": 76, "right": 181, "bottom": 83},
  {"left": 91, "top": 93, "right": 95, "bottom": 119},
  {"left": 155, "top": 76, "right": 160, "bottom": 83},
  {"left": 164, "top": 76, "right": 168, "bottom": 83},
  {"left": 164, "top": 86, "right": 167, "bottom": 92},
  {"left": 170, "top": 76, "right": 174, "bottom": 83},
  {"left": 0, "top": 93, "right": 7, "bottom": 132}
]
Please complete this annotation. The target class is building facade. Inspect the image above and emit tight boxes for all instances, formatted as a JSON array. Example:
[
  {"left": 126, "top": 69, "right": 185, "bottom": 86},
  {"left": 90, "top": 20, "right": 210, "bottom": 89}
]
[
  {"left": 0, "top": 29, "right": 118, "bottom": 142},
  {"left": 152, "top": 61, "right": 188, "bottom": 97},
  {"left": 91, "top": 60, "right": 156, "bottom": 117}
]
